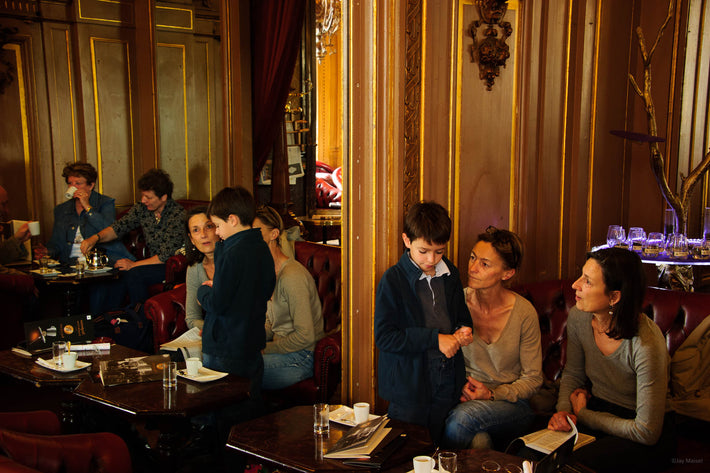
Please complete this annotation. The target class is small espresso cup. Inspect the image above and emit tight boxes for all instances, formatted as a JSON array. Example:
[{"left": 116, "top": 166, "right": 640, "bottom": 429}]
[
  {"left": 186, "top": 357, "right": 202, "bottom": 377},
  {"left": 413, "top": 456, "right": 435, "bottom": 473},
  {"left": 65, "top": 186, "right": 78, "bottom": 200},
  {"left": 28, "top": 221, "right": 40, "bottom": 236},
  {"left": 62, "top": 352, "right": 78, "bottom": 370},
  {"left": 353, "top": 402, "right": 370, "bottom": 424}
]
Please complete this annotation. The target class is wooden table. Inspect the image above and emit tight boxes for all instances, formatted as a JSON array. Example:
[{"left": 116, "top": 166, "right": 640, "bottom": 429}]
[
  {"left": 73, "top": 365, "right": 251, "bottom": 472},
  {"left": 30, "top": 266, "right": 120, "bottom": 317},
  {"left": 226, "top": 405, "right": 526, "bottom": 473}
]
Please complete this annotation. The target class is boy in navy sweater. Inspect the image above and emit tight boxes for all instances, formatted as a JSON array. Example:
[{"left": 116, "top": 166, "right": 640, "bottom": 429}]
[
  {"left": 197, "top": 186, "right": 276, "bottom": 398},
  {"left": 375, "top": 201, "right": 473, "bottom": 443}
]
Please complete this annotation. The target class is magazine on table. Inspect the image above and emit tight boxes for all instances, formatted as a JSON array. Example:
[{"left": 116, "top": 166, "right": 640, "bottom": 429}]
[
  {"left": 99, "top": 354, "right": 172, "bottom": 387},
  {"left": 324, "top": 415, "right": 391, "bottom": 459}
]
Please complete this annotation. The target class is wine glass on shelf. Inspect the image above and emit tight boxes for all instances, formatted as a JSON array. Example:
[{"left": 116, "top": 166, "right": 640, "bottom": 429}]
[
  {"left": 606, "top": 225, "right": 625, "bottom": 248},
  {"left": 627, "top": 227, "right": 646, "bottom": 253}
]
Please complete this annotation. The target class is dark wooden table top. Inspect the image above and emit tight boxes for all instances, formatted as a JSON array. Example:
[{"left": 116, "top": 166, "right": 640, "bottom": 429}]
[
  {"left": 227, "top": 405, "right": 527, "bottom": 473},
  {"left": 73, "top": 365, "right": 251, "bottom": 419},
  {"left": 0, "top": 345, "right": 143, "bottom": 388}
]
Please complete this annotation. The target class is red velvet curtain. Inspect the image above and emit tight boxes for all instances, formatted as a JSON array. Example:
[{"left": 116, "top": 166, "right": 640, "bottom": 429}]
[{"left": 251, "top": 0, "right": 307, "bottom": 181}]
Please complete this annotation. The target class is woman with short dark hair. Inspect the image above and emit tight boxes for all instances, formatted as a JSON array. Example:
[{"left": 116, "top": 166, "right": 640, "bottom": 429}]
[
  {"left": 442, "top": 226, "right": 542, "bottom": 449},
  {"left": 47, "top": 162, "right": 133, "bottom": 264},
  {"left": 548, "top": 247, "right": 673, "bottom": 473}
]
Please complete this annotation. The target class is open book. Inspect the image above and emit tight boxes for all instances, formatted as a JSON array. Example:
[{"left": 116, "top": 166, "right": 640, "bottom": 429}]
[
  {"left": 99, "top": 354, "right": 171, "bottom": 387},
  {"left": 324, "top": 415, "right": 391, "bottom": 459},
  {"left": 160, "top": 327, "right": 202, "bottom": 359},
  {"left": 517, "top": 416, "right": 595, "bottom": 454}
]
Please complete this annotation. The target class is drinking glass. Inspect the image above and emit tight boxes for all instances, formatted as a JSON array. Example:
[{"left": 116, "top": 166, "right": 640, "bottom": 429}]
[
  {"left": 643, "top": 232, "right": 665, "bottom": 258},
  {"left": 627, "top": 227, "right": 646, "bottom": 252},
  {"left": 481, "top": 460, "right": 501, "bottom": 472},
  {"left": 664, "top": 208, "right": 677, "bottom": 236},
  {"left": 689, "top": 239, "right": 710, "bottom": 260},
  {"left": 667, "top": 233, "right": 689, "bottom": 260},
  {"left": 313, "top": 403, "right": 329, "bottom": 435},
  {"left": 438, "top": 451, "right": 457, "bottom": 473},
  {"left": 52, "top": 341, "right": 66, "bottom": 367},
  {"left": 39, "top": 256, "right": 50, "bottom": 274},
  {"left": 606, "top": 225, "right": 625, "bottom": 248},
  {"left": 162, "top": 361, "right": 177, "bottom": 388}
]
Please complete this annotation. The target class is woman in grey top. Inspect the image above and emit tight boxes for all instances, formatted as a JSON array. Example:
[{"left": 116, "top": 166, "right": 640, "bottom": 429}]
[
  {"left": 184, "top": 206, "right": 218, "bottom": 330},
  {"left": 253, "top": 206, "right": 324, "bottom": 390},
  {"left": 548, "top": 248, "right": 673, "bottom": 473},
  {"left": 442, "top": 227, "right": 542, "bottom": 449}
]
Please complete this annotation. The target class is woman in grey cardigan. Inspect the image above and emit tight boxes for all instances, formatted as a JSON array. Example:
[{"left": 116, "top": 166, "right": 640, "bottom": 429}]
[
  {"left": 184, "top": 206, "right": 218, "bottom": 331},
  {"left": 548, "top": 248, "right": 674, "bottom": 473},
  {"left": 253, "top": 206, "right": 324, "bottom": 390},
  {"left": 442, "top": 227, "right": 542, "bottom": 450}
]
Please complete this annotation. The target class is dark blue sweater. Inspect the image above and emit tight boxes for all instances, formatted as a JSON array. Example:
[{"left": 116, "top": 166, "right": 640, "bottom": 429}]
[
  {"left": 197, "top": 228, "right": 276, "bottom": 362},
  {"left": 375, "top": 251, "right": 472, "bottom": 406}
]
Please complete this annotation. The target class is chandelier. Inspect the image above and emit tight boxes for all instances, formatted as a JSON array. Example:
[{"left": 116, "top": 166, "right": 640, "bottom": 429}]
[{"left": 315, "top": 0, "right": 341, "bottom": 61}]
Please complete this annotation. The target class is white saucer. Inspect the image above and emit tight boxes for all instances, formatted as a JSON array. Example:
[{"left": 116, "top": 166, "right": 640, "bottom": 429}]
[
  {"left": 30, "top": 269, "right": 61, "bottom": 277},
  {"left": 177, "top": 367, "right": 228, "bottom": 383},
  {"left": 86, "top": 266, "right": 113, "bottom": 273},
  {"left": 35, "top": 357, "right": 90, "bottom": 373}
]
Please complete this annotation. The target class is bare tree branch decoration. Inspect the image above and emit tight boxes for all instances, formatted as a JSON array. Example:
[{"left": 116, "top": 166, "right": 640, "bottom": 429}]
[{"left": 630, "top": 1, "right": 710, "bottom": 233}]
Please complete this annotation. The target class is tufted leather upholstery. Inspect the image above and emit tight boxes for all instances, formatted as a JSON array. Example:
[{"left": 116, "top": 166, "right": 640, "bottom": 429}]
[
  {"left": 144, "top": 240, "right": 342, "bottom": 403},
  {"left": 0, "top": 411, "right": 131, "bottom": 473},
  {"left": 513, "top": 280, "right": 710, "bottom": 382},
  {"left": 0, "top": 273, "right": 36, "bottom": 350}
]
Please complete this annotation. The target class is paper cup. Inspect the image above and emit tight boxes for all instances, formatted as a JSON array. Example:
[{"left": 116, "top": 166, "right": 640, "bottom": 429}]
[
  {"left": 62, "top": 352, "right": 78, "bottom": 370},
  {"left": 28, "top": 221, "right": 40, "bottom": 236},
  {"left": 65, "top": 186, "right": 78, "bottom": 200},
  {"left": 186, "top": 357, "right": 202, "bottom": 377}
]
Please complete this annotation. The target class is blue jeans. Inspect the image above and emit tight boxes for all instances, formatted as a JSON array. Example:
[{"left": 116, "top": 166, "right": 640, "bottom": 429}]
[
  {"left": 262, "top": 349, "right": 313, "bottom": 390},
  {"left": 442, "top": 398, "right": 535, "bottom": 449}
]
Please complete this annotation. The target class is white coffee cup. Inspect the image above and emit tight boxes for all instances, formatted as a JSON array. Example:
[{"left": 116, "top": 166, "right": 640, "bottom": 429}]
[
  {"left": 28, "top": 221, "right": 40, "bottom": 236},
  {"left": 353, "top": 402, "right": 370, "bottom": 424},
  {"left": 413, "top": 455, "right": 435, "bottom": 473},
  {"left": 62, "top": 352, "right": 78, "bottom": 370},
  {"left": 186, "top": 357, "right": 202, "bottom": 376},
  {"left": 64, "top": 186, "right": 78, "bottom": 200}
]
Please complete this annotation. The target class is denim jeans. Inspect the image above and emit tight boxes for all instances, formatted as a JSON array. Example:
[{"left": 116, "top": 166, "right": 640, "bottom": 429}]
[
  {"left": 442, "top": 398, "right": 534, "bottom": 449},
  {"left": 262, "top": 349, "right": 314, "bottom": 390}
]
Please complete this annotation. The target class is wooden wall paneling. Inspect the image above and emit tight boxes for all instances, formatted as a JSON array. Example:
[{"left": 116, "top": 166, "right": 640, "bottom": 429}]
[
  {"left": 75, "top": 22, "right": 138, "bottom": 208},
  {"left": 42, "top": 22, "right": 81, "bottom": 202},
  {"left": 156, "top": 39, "right": 190, "bottom": 199},
  {"left": 454, "top": 1, "right": 519, "bottom": 275},
  {"left": 134, "top": 0, "right": 159, "bottom": 170}
]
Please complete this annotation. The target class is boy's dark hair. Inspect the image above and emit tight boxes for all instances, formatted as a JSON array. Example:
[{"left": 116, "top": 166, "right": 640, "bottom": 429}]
[
  {"left": 403, "top": 201, "right": 452, "bottom": 245},
  {"left": 587, "top": 247, "right": 646, "bottom": 340},
  {"left": 62, "top": 162, "right": 98, "bottom": 185},
  {"left": 138, "top": 169, "right": 173, "bottom": 199},
  {"left": 208, "top": 186, "right": 256, "bottom": 226}
]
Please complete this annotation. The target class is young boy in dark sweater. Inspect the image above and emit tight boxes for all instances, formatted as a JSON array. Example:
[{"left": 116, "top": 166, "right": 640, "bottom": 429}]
[
  {"left": 197, "top": 186, "right": 276, "bottom": 397},
  {"left": 375, "top": 201, "right": 473, "bottom": 444}
]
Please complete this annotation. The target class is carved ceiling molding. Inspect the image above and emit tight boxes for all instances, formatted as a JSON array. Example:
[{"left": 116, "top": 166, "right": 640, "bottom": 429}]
[
  {"left": 470, "top": 0, "right": 512, "bottom": 91},
  {"left": 403, "top": 0, "right": 422, "bottom": 213}
]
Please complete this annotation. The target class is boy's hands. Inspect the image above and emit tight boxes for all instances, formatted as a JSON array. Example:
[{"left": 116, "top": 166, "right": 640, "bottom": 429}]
[{"left": 438, "top": 334, "right": 460, "bottom": 358}]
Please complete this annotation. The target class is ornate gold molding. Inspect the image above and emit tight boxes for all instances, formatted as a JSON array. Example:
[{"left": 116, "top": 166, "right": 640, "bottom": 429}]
[
  {"left": 403, "top": 0, "right": 422, "bottom": 213},
  {"left": 470, "top": 0, "right": 512, "bottom": 90}
]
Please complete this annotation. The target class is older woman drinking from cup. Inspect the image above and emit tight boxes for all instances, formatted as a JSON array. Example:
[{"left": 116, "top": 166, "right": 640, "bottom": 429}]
[
  {"left": 442, "top": 226, "right": 542, "bottom": 450},
  {"left": 46, "top": 162, "right": 133, "bottom": 265},
  {"left": 184, "top": 206, "right": 219, "bottom": 330},
  {"left": 253, "top": 205, "right": 324, "bottom": 390},
  {"left": 547, "top": 248, "right": 673, "bottom": 473}
]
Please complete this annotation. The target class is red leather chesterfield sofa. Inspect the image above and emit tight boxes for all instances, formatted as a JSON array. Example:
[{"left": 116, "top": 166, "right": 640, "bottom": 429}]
[
  {"left": 144, "top": 240, "right": 342, "bottom": 404},
  {"left": 0, "top": 410, "right": 131, "bottom": 473}
]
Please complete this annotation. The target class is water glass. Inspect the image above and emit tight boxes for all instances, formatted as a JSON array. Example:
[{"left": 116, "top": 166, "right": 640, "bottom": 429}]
[
  {"left": 52, "top": 341, "right": 66, "bottom": 367},
  {"left": 481, "top": 460, "right": 501, "bottom": 472},
  {"left": 76, "top": 260, "right": 85, "bottom": 277},
  {"left": 643, "top": 232, "right": 665, "bottom": 258},
  {"left": 313, "top": 403, "right": 329, "bottom": 435},
  {"left": 162, "top": 361, "right": 177, "bottom": 389},
  {"left": 39, "top": 256, "right": 50, "bottom": 274},
  {"left": 438, "top": 451, "right": 457, "bottom": 473},
  {"left": 664, "top": 208, "right": 677, "bottom": 236},
  {"left": 606, "top": 225, "right": 626, "bottom": 248},
  {"left": 627, "top": 227, "right": 646, "bottom": 252},
  {"left": 667, "top": 233, "right": 689, "bottom": 259}
]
